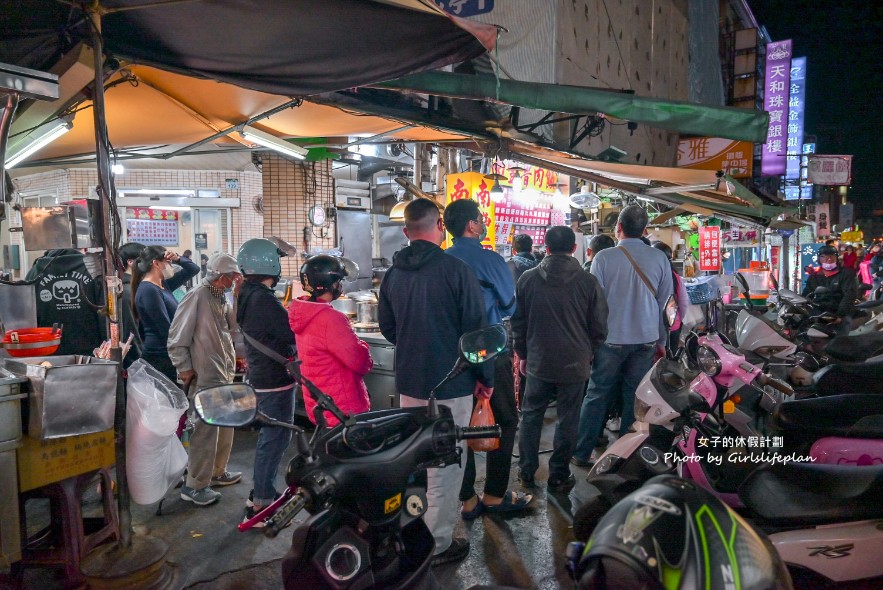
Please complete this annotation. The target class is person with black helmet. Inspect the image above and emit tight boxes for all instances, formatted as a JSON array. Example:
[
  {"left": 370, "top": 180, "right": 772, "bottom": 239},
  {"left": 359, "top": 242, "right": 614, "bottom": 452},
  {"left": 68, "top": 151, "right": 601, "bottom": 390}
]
[
  {"left": 288, "top": 254, "right": 372, "bottom": 427},
  {"left": 802, "top": 244, "right": 859, "bottom": 317},
  {"left": 236, "top": 238, "right": 297, "bottom": 526}
]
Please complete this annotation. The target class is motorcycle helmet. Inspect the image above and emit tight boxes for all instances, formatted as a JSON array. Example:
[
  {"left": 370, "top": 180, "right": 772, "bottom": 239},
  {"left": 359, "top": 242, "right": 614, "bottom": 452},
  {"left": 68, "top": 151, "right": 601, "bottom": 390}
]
[
  {"left": 300, "top": 255, "right": 357, "bottom": 299},
  {"left": 237, "top": 238, "right": 286, "bottom": 277},
  {"left": 572, "top": 475, "right": 793, "bottom": 590},
  {"left": 816, "top": 245, "right": 839, "bottom": 262}
]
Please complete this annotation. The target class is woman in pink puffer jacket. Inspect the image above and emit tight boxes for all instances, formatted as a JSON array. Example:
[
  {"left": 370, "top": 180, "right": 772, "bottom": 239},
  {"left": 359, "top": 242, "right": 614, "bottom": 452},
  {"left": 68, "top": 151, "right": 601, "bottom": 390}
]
[{"left": 288, "top": 255, "right": 372, "bottom": 426}]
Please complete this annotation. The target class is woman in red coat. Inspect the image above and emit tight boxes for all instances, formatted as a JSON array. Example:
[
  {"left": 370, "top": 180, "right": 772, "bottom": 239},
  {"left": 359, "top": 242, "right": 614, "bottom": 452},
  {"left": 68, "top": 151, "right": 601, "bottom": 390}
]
[{"left": 289, "top": 255, "right": 372, "bottom": 426}]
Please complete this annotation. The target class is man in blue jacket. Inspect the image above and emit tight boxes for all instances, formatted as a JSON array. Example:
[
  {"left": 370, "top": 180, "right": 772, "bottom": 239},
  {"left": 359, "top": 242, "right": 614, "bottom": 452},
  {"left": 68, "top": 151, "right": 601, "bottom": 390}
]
[
  {"left": 378, "top": 198, "right": 492, "bottom": 566},
  {"left": 444, "top": 198, "right": 531, "bottom": 518}
]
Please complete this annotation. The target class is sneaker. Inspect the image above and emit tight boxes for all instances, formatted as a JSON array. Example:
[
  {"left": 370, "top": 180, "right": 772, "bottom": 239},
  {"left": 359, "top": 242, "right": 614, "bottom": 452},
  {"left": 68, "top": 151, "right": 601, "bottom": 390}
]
[
  {"left": 547, "top": 473, "right": 576, "bottom": 493},
  {"left": 243, "top": 505, "right": 267, "bottom": 528},
  {"left": 570, "top": 456, "right": 594, "bottom": 468},
  {"left": 431, "top": 538, "right": 470, "bottom": 567},
  {"left": 606, "top": 417, "right": 621, "bottom": 433},
  {"left": 180, "top": 485, "right": 221, "bottom": 506},
  {"left": 211, "top": 471, "right": 242, "bottom": 487},
  {"left": 246, "top": 489, "right": 282, "bottom": 509}
]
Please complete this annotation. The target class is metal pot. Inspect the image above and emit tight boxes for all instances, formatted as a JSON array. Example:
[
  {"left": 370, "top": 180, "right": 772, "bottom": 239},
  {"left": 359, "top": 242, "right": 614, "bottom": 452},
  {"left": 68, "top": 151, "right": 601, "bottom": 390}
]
[
  {"left": 357, "top": 301, "right": 378, "bottom": 325},
  {"left": 331, "top": 296, "right": 357, "bottom": 317}
]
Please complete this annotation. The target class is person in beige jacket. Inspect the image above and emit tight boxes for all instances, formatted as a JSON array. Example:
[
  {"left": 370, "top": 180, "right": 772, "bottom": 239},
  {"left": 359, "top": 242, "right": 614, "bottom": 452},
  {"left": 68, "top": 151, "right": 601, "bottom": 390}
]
[{"left": 168, "top": 253, "right": 243, "bottom": 506}]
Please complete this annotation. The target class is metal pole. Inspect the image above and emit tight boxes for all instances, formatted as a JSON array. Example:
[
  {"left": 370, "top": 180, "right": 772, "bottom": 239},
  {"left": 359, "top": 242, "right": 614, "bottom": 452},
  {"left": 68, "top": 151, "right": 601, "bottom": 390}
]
[{"left": 88, "top": 3, "right": 131, "bottom": 548}]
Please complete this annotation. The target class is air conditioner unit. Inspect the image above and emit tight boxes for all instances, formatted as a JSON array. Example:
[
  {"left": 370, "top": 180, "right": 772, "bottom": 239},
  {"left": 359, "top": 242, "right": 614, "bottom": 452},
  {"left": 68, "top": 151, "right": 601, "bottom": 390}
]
[{"left": 335, "top": 179, "right": 371, "bottom": 210}]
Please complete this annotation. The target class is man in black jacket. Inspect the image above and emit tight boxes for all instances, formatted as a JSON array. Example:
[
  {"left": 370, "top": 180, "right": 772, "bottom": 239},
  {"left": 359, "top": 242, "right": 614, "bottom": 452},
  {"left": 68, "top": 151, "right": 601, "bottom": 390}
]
[
  {"left": 378, "top": 198, "right": 491, "bottom": 566},
  {"left": 511, "top": 226, "right": 608, "bottom": 493},
  {"left": 802, "top": 245, "right": 859, "bottom": 317},
  {"left": 236, "top": 238, "right": 297, "bottom": 524},
  {"left": 26, "top": 249, "right": 105, "bottom": 356}
]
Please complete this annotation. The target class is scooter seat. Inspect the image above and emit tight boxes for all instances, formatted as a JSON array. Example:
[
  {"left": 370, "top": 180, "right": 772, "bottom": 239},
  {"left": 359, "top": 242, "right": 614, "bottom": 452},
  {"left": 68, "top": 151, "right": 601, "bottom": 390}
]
[
  {"left": 824, "top": 331, "right": 883, "bottom": 362},
  {"left": 773, "top": 394, "right": 883, "bottom": 438},
  {"left": 739, "top": 462, "right": 883, "bottom": 526},
  {"left": 813, "top": 359, "right": 883, "bottom": 396}
]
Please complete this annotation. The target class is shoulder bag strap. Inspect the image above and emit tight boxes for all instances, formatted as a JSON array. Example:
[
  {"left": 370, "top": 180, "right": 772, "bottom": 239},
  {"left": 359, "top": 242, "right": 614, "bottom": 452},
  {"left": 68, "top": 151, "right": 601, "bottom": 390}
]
[
  {"left": 617, "top": 246, "right": 656, "bottom": 297},
  {"left": 241, "top": 330, "right": 293, "bottom": 366}
]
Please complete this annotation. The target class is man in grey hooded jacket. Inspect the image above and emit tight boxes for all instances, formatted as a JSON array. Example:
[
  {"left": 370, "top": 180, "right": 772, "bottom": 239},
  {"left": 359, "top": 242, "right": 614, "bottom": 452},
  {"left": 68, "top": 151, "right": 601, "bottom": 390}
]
[
  {"left": 168, "top": 252, "right": 243, "bottom": 506},
  {"left": 511, "top": 226, "right": 608, "bottom": 493}
]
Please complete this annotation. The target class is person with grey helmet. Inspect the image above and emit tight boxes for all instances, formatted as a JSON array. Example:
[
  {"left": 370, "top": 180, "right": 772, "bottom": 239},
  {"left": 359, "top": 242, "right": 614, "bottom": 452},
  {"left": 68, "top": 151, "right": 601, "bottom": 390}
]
[
  {"left": 235, "top": 238, "right": 297, "bottom": 526},
  {"left": 802, "top": 244, "right": 859, "bottom": 317},
  {"left": 288, "top": 254, "right": 372, "bottom": 427},
  {"left": 168, "top": 253, "right": 243, "bottom": 507}
]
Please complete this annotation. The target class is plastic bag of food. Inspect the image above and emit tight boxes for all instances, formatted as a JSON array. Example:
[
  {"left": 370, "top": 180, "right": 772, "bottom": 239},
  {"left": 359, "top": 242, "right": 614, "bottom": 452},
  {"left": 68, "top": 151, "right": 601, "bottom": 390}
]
[{"left": 467, "top": 397, "right": 499, "bottom": 452}]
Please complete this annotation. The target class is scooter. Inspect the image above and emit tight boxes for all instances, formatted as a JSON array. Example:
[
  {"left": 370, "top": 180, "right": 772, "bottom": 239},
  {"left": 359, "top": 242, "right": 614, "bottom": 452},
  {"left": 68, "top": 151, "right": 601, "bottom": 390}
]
[{"left": 194, "top": 325, "right": 506, "bottom": 590}]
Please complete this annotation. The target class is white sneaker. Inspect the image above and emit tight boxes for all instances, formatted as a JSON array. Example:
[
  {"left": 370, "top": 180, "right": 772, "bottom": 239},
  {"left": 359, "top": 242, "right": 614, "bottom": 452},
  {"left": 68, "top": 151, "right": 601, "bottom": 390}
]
[{"left": 606, "top": 417, "right": 621, "bottom": 432}]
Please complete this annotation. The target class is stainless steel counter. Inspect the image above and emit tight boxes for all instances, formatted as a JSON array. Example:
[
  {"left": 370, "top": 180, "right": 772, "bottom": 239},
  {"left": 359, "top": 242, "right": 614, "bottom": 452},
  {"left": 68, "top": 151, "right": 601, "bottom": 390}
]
[{"left": 355, "top": 331, "right": 398, "bottom": 410}]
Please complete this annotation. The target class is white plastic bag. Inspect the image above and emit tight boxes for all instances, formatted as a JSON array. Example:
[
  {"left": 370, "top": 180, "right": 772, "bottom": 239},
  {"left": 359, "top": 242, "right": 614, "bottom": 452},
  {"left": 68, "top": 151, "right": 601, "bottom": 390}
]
[{"left": 126, "top": 359, "right": 189, "bottom": 505}]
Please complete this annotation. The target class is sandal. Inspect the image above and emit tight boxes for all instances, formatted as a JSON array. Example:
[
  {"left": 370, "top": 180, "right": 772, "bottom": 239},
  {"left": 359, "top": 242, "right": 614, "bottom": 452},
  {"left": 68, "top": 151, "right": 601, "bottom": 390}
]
[
  {"left": 460, "top": 497, "right": 484, "bottom": 521},
  {"left": 482, "top": 490, "right": 533, "bottom": 514}
]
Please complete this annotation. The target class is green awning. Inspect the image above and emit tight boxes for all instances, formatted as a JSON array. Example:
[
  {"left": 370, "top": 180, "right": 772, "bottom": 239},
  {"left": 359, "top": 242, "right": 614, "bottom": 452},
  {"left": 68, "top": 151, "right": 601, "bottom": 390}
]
[{"left": 377, "top": 72, "right": 769, "bottom": 143}]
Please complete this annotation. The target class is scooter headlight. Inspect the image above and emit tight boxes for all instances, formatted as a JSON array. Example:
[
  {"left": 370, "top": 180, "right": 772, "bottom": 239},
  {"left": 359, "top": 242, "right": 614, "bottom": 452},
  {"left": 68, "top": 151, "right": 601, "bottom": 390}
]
[
  {"left": 697, "top": 346, "right": 722, "bottom": 376},
  {"left": 634, "top": 397, "right": 651, "bottom": 422}
]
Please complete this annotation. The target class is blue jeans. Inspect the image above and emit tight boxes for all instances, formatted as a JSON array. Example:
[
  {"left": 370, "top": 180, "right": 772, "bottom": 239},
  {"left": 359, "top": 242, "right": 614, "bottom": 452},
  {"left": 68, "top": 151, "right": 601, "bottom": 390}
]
[
  {"left": 518, "top": 377, "right": 584, "bottom": 482},
  {"left": 252, "top": 388, "right": 295, "bottom": 506},
  {"left": 573, "top": 343, "right": 656, "bottom": 461}
]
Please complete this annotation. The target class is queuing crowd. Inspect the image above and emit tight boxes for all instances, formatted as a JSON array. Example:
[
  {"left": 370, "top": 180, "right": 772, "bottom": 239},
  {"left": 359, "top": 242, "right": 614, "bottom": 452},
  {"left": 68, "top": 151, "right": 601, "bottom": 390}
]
[{"left": 25, "top": 196, "right": 873, "bottom": 570}]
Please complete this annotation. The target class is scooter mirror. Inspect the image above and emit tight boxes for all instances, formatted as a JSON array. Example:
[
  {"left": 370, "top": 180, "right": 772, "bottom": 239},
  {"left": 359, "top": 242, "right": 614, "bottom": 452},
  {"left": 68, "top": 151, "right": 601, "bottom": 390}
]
[
  {"left": 194, "top": 383, "right": 257, "bottom": 427},
  {"left": 794, "top": 351, "right": 821, "bottom": 371},
  {"left": 459, "top": 324, "right": 508, "bottom": 365}
]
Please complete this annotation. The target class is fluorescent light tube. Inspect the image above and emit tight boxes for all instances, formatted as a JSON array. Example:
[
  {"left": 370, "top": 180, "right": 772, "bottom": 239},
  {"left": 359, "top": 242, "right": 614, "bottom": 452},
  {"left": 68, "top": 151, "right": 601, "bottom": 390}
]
[
  {"left": 5, "top": 119, "right": 72, "bottom": 168},
  {"left": 118, "top": 189, "right": 196, "bottom": 196},
  {"left": 240, "top": 126, "right": 307, "bottom": 160},
  {"left": 148, "top": 205, "right": 191, "bottom": 211}
]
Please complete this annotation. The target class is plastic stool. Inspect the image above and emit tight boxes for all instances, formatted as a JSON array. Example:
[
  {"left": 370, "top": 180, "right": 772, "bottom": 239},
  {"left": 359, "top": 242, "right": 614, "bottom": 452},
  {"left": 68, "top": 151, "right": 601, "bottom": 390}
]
[{"left": 15, "top": 468, "right": 119, "bottom": 586}]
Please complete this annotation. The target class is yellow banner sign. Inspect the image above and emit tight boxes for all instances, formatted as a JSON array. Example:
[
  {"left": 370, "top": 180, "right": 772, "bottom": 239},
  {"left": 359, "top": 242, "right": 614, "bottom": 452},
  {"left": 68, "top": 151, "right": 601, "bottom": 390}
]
[
  {"left": 445, "top": 171, "right": 496, "bottom": 249},
  {"left": 677, "top": 138, "right": 753, "bottom": 178},
  {"left": 17, "top": 430, "right": 115, "bottom": 492}
]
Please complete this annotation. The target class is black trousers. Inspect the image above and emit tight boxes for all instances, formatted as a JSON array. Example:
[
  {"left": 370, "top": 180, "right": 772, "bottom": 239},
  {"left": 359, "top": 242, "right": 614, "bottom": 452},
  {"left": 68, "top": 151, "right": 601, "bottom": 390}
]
[{"left": 459, "top": 354, "right": 519, "bottom": 500}]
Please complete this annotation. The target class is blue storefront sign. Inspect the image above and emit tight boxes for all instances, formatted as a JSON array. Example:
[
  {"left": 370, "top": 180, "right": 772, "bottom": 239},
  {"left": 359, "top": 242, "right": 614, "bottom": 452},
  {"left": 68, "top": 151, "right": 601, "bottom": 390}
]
[{"left": 435, "top": 0, "right": 494, "bottom": 17}]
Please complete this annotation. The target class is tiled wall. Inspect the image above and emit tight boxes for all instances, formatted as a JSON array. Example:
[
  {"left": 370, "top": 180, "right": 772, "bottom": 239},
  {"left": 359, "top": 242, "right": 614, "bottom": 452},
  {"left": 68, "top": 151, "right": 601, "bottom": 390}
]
[
  {"left": 6, "top": 167, "right": 264, "bottom": 275},
  {"left": 261, "top": 153, "right": 336, "bottom": 277}
]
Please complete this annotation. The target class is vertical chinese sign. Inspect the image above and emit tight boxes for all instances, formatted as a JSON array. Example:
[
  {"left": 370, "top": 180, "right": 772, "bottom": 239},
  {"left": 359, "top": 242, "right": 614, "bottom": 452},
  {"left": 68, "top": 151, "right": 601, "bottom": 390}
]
[
  {"left": 784, "top": 56, "right": 806, "bottom": 199},
  {"left": 761, "top": 39, "right": 792, "bottom": 176},
  {"left": 444, "top": 171, "right": 496, "bottom": 249},
  {"left": 698, "top": 226, "right": 721, "bottom": 271}
]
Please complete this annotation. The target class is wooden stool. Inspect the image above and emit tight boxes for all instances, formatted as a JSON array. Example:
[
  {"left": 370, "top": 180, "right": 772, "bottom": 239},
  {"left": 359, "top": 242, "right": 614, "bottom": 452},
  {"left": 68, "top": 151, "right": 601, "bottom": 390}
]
[{"left": 15, "top": 468, "right": 119, "bottom": 586}]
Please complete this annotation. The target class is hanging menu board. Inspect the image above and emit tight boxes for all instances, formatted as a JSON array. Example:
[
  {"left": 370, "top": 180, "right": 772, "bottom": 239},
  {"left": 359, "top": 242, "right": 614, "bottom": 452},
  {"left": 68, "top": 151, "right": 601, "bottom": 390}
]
[{"left": 126, "top": 219, "right": 179, "bottom": 245}]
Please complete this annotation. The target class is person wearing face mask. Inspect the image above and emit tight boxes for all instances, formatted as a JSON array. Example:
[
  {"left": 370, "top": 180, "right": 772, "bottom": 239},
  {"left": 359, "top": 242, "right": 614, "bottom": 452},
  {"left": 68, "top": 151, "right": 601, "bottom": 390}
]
[
  {"left": 442, "top": 198, "right": 531, "bottom": 518},
  {"left": 802, "top": 244, "right": 859, "bottom": 317},
  {"left": 131, "top": 245, "right": 200, "bottom": 383},
  {"left": 289, "top": 255, "right": 372, "bottom": 427},
  {"left": 168, "top": 253, "right": 244, "bottom": 506},
  {"left": 235, "top": 239, "right": 297, "bottom": 526}
]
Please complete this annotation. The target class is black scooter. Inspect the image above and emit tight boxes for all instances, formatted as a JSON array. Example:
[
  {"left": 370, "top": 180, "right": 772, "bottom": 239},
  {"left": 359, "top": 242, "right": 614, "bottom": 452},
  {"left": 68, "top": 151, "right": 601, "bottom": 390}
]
[{"left": 193, "top": 325, "right": 506, "bottom": 590}]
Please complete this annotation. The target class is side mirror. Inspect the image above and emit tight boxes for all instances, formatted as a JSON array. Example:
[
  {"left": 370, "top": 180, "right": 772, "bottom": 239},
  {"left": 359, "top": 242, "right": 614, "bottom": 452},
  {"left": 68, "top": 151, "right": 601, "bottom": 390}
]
[
  {"left": 814, "top": 286, "right": 831, "bottom": 295},
  {"left": 459, "top": 324, "right": 508, "bottom": 365},
  {"left": 194, "top": 383, "right": 257, "bottom": 427},
  {"left": 663, "top": 296, "right": 678, "bottom": 329},
  {"left": 794, "top": 351, "right": 821, "bottom": 372}
]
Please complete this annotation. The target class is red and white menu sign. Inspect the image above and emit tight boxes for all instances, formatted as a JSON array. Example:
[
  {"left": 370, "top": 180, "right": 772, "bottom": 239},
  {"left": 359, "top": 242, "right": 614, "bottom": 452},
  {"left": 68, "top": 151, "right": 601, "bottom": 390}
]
[
  {"left": 126, "top": 219, "right": 179, "bottom": 246},
  {"left": 494, "top": 198, "right": 552, "bottom": 227},
  {"left": 698, "top": 226, "right": 721, "bottom": 271}
]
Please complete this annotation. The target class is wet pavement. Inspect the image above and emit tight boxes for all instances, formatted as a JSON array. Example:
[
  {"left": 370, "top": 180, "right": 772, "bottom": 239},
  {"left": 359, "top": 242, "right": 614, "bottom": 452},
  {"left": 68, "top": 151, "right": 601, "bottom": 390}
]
[{"left": 14, "top": 404, "right": 599, "bottom": 589}]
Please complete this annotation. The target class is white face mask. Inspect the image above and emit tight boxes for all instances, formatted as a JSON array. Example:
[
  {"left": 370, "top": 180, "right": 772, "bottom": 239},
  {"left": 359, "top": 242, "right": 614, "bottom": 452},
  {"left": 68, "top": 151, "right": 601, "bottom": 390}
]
[
  {"left": 821, "top": 262, "right": 837, "bottom": 271},
  {"left": 161, "top": 264, "right": 176, "bottom": 280}
]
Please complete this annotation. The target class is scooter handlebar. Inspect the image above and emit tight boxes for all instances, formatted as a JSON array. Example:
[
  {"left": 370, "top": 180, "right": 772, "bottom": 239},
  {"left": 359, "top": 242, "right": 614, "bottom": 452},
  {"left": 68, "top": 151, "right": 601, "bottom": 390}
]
[
  {"left": 264, "top": 492, "right": 308, "bottom": 538},
  {"left": 756, "top": 373, "right": 794, "bottom": 396},
  {"left": 457, "top": 425, "right": 502, "bottom": 440}
]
